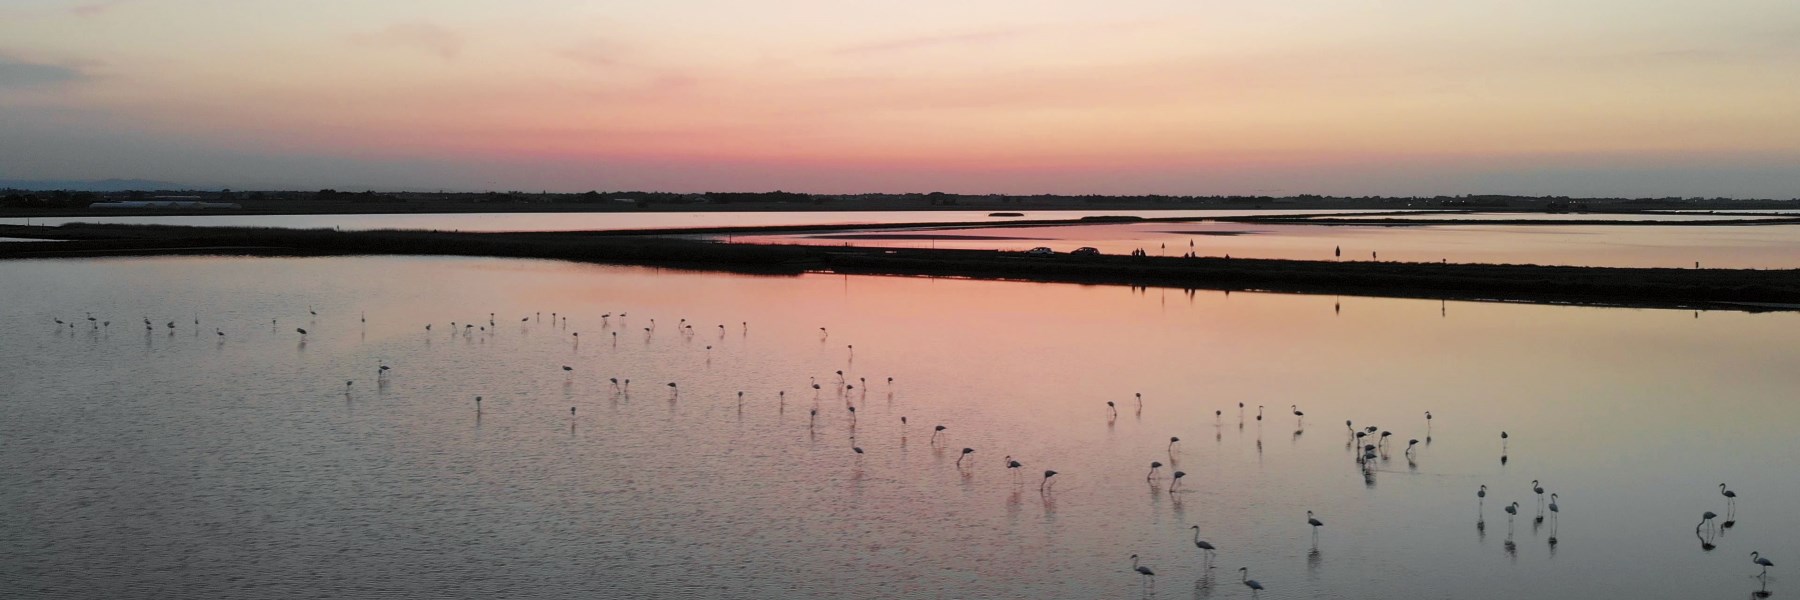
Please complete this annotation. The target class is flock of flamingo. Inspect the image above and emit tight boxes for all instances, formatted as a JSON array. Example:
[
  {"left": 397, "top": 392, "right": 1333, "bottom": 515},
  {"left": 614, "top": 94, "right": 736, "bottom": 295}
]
[{"left": 48, "top": 306, "right": 1779, "bottom": 596}]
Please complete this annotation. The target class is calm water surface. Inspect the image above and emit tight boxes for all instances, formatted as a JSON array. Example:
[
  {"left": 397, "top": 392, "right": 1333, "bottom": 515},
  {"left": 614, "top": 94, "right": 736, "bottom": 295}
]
[
  {"left": 737, "top": 221, "right": 1800, "bottom": 269},
  {"left": 2, "top": 256, "right": 1796, "bottom": 599}
]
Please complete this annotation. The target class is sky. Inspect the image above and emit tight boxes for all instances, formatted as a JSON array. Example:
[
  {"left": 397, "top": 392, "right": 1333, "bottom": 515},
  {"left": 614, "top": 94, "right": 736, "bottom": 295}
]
[{"left": 1, "top": 0, "right": 1798, "bottom": 197}]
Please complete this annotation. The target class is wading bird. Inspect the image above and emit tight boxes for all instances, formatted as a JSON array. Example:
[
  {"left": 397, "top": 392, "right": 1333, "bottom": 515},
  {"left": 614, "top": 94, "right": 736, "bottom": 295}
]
[
  {"left": 957, "top": 447, "right": 974, "bottom": 466},
  {"left": 1238, "top": 567, "right": 1264, "bottom": 592},
  {"left": 1128, "top": 555, "right": 1155, "bottom": 582},
  {"left": 1752, "top": 552, "right": 1774, "bottom": 578},
  {"left": 1189, "top": 525, "right": 1217, "bottom": 560},
  {"left": 1040, "top": 470, "right": 1057, "bottom": 491}
]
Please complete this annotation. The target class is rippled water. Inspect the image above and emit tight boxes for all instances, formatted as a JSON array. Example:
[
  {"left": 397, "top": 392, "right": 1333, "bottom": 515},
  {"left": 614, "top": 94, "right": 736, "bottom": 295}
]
[{"left": 3, "top": 256, "right": 1796, "bottom": 599}]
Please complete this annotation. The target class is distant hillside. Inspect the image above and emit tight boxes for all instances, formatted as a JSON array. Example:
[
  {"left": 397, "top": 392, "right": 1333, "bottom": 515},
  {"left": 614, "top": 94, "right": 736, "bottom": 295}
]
[{"left": 0, "top": 179, "right": 197, "bottom": 192}]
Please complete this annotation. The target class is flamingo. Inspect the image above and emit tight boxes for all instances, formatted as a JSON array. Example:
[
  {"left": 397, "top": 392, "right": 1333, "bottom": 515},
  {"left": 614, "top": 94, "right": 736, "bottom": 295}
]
[
  {"left": 1170, "top": 471, "right": 1186, "bottom": 490},
  {"left": 1307, "top": 511, "right": 1324, "bottom": 534},
  {"left": 1128, "top": 555, "right": 1155, "bottom": 582},
  {"left": 1291, "top": 404, "right": 1304, "bottom": 424},
  {"left": 1238, "top": 567, "right": 1264, "bottom": 592},
  {"left": 1040, "top": 470, "right": 1057, "bottom": 491},
  {"left": 1189, "top": 525, "right": 1217, "bottom": 559},
  {"left": 1147, "top": 461, "right": 1163, "bottom": 480},
  {"left": 1256, "top": 405, "right": 1263, "bottom": 421},
  {"left": 1752, "top": 552, "right": 1774, "bottom": 578},
  {"left": 1548, "top": 493, "right": 1559, "bottom": 518},
  {"left": 957, "top": 447, "right": 974, "bottom": 466},
  {"left": 1504, "top": 502, "right": 1520, "bottom": 518},
  {"left": 1168, "top": 436, "right": 1180, "bottom": 451},
  {"left": 1478, "top": 485, "right": 1487, "bottom": 507},
  {"left": 1720, "top": 483, "right": 1738, "bottom": 508},
  {"left": 1106, "top": 401, "right": 1116, "bottom": 417}
]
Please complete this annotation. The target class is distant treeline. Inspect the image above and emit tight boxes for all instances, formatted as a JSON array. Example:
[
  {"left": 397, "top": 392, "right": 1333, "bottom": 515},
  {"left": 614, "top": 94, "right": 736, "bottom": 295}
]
[{"left": 4, "top": 187, "right": 1794, "bottom": 210}]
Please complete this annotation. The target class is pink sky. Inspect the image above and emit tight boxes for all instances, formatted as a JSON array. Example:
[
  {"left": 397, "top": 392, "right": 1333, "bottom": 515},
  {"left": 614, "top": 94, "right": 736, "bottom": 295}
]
[{"left": 2, "top": 0, "right": 1798, "bottom": 196}]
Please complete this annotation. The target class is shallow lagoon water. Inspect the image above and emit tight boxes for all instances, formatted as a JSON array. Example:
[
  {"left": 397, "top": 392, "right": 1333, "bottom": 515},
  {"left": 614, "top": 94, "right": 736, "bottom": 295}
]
[
  {"left": 742, "top": 220, "right": 1800, "bottom": 269},
  {"left": 2, "top": 255, "right": 1797, "bottom": 599}
]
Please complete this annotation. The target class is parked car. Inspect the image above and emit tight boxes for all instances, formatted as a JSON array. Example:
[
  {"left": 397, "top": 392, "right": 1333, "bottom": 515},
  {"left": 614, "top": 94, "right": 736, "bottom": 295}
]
[
  {"left": 1070, "top": 247, "right": 1100, "bottom": 256},
  {"left": 1026, "top": 247, "right": 1055, "bottom": 255}
]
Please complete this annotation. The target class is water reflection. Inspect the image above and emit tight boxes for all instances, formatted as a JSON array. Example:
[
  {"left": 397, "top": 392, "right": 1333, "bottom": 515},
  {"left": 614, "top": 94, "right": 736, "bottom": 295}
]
[
  {"left": 737, "top": 217, "right": 1800, "bottom": 269},
  {"left": 6, "top": 256, "right": 1800, "bottom": 599}
]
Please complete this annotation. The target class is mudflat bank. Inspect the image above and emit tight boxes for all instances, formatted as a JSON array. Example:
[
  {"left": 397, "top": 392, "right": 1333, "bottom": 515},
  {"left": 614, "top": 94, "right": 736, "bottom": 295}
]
[{"left": 2, "top": 223, "right": 1796, "bottom": 312}]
